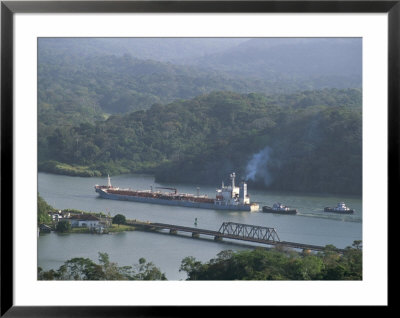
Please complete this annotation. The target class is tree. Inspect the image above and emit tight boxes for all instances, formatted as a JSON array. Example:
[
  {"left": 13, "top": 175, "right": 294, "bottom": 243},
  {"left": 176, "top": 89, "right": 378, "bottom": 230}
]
[
  {"left": 132, "top": 257, "right": 167, "bottom": 280},
  {"left": 180, "top": 244, "right": 362, "bottom": 280},
  {"left": 56, "top": 257, "right": 104, "bottom": 280},
  {"left": 56, "top": 220, "right": 71, "bottom": 233},
  {"left": 97, "top": 252, "right": 134, "bottom": 280},
  {"left": 112, "top": 214, "right": 126, "bottom": 227},
  {"left": 37, "top": 193, "right": 53, "bottom": 224},
  {"left": 179, "top": 256, "right": 204, "bottom": 280},
  {"left": 287, "top": 255, "right": 325, "bottom": 280},
  {"left": 38, "top": 252, "right": 167, "bottom": 280},
  {"left": 38, "top": 267, "right": 57, "bottom": 280},
  {"left": 352, "top": 240, "right": 362, "bottom": 250}
]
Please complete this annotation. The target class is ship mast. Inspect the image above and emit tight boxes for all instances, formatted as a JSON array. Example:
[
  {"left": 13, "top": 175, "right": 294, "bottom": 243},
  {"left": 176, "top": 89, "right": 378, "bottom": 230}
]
[
  {"left": 107, "top": 174, "right": 112, "bottom": 188},
  {"left": 230, "top": 172, "right": 236, "bottom": 189}
]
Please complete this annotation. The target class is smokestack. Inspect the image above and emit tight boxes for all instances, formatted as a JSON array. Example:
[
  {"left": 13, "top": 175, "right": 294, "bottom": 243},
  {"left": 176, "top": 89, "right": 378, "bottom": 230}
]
[{"left": 230, "top": 172, "right": 236, "bottom": 189}]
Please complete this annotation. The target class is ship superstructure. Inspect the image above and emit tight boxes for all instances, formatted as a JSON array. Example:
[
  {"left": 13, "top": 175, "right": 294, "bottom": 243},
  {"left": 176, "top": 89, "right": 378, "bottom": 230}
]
[
  {"left": 95, "top": 173, "right": 259, "bottom": 211},
  {"left": 215, "top": 172, "right": 251, "bottom": 206}
]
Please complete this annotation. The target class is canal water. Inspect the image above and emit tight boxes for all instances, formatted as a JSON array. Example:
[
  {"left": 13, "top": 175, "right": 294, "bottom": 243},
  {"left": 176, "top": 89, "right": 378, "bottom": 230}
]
[{"left": 37, "top": 172, "right": 362, "bottom": 280}]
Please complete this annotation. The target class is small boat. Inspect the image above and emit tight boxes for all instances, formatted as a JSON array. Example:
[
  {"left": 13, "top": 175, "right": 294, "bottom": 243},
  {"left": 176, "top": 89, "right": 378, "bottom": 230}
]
[
  {"left": 324, "top": 202, "right": 354, "bottom": 214},
  {"left": 262, "top": 203, "right": 297, "bottom": 215}
]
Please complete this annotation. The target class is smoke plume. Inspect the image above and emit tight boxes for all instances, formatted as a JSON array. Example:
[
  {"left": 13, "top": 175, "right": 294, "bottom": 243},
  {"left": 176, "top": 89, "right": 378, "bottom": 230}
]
[{"left": 245, "top": 146, "right": 273, "bottom": 186}]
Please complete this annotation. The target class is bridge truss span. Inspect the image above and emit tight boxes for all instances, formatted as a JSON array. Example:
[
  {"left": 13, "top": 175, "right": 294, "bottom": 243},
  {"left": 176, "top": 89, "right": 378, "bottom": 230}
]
[{"left": 218, "top": 222, "right": 280, "bottom": 242}]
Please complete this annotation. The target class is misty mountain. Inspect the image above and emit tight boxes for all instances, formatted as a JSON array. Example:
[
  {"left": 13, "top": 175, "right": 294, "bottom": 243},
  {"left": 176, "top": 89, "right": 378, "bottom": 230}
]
[
  {"left": 38, "top": 37, "right": 362, "bottom": 126},
  {"left": 38, "top": 38, "right": 249, "bottom": 62},
  {"left": 40, "top": 38, "right": 361, "bottom": 81},
  {"left": 38, "top": 52, "right": 279, "bottom": 123},
  {"left": 189, "top": 37, "right": 362, "bottom": 84}
]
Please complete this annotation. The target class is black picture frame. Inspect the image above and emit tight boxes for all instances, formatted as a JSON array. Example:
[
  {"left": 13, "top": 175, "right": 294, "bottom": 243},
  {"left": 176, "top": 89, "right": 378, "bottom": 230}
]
[{"left": 1, "top": 0, "right": 396, "bottom": 316}]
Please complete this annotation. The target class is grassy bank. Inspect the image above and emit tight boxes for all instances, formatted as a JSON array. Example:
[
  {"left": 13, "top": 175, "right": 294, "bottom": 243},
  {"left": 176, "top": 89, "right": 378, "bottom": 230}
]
[
  {"left": 69, "top": 223, "right": 135, "bottom": 234},
  {"left": 38, "top": 160, "right": 149, "bottom": 178},
  {"left": 38, "top": 160, "right": 103, "bottom": 177},
  {"left": 108, "top": 224, "right": 136, "bottom": 232}
]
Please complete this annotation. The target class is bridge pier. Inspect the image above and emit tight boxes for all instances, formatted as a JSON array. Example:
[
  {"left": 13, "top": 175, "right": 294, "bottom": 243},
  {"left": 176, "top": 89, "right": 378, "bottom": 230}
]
[
  {"left": 192, "top": 232, "right": 200, "bottom": 238},
  {"left": 169, "top": 229, "right": 177, "bottom": 235},
  {"left": 214, "top": 236, "right": 223, "bottom": 241}
]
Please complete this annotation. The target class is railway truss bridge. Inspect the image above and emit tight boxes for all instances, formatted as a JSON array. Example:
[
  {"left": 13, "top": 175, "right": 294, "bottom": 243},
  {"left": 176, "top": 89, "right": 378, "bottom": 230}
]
[
  {"left": 216, "top": 222, "right": 280, "bottom": 244},
  {"left": 127, "top": 220, "right": 343, "bottom": 253}
]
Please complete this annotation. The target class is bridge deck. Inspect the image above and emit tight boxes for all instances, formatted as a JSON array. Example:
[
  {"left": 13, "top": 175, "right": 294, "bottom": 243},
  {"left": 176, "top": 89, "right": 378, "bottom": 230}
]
[{"left": 126, "top": 220, "right": 343, "bottom": 252}]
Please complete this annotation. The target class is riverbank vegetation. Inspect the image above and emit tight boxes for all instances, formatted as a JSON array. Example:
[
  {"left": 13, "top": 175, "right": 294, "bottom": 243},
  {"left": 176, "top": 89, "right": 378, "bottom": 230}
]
[
  {"left": 54, "top": 223, "right": 135, "bottom": 234},
  {"left": 70, "top": 224, "right": 134, "bottom": 234},
  {"left": 112, "top": 214, "right": 127, "bottom": 227},
  {"left": 38, "top": 161, "right": 103, "bottom": 177},
  {"left": 38, "top": 241, "right": 362, "bottom": 280},
  {"left": 180, "top": 242, "right": 362, "bottom": 280},
  {"left": 55, "top": 220, "right": 71, "bottom": 233},
  {"left": 37, "top": 194, "right": 54, "bottom": 224}
]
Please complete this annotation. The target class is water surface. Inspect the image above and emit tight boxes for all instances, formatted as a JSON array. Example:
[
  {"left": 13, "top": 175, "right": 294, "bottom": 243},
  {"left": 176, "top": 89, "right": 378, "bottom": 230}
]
[{"left": 38, "top": 172, "right": 362, "bottom": 280}]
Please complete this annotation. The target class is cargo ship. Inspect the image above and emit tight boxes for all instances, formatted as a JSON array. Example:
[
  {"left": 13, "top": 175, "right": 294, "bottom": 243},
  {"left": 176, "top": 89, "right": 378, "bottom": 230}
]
[
  {"left": 262, "top": 203, "right": 297, "bottom": 215},
  {"left": 94, "top": 172, "right": 259, "bottom": 211}
]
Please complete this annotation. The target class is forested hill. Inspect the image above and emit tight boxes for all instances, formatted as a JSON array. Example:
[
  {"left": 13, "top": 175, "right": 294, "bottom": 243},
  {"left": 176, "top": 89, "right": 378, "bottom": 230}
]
[
  {"left": 38, "top": 52, "right": 268, "bottom": 120},
  {"left": 38, "top": 37, "right": 362, "bottom": 129},
  {"left": 39, "top": 89, "right": 362, "bottom": 195}
]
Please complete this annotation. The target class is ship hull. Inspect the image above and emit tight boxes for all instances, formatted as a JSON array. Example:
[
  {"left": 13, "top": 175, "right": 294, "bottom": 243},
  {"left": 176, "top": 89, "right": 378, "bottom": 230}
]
[
  {"left": 96, "top": 188, "right": 258, "bottom": 211},
  {"left": 324, "top": 207, "right": 354, "bottom": 214},
  {"left": 262, "top": 206, "right": 297, "bottom": 215}
]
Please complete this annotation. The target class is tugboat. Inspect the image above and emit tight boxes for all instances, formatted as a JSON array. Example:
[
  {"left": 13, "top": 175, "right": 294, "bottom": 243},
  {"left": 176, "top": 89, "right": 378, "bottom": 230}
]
[
  {"left": 262, "top": 203, "right": 297, "bottom": 215},
  {"left": 324, "top": 202, "right": 354, "bottom": 214}
]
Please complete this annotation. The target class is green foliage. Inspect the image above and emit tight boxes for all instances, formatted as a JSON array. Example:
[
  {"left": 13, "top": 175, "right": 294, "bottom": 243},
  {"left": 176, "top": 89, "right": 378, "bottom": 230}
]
[
  {"left": 112, "top": 214, "right": 126, "bottom": 227},
  {"left": 38, "top": 38, "right": 362, "bottom": 195},
  {"left": 108, "top": 224, "right": 135, "bottom": 232},
  {"left": 179, "top": 242, "right": 362, "bottom": 280},
  {"left": 38, "top": 160, "right": 102, "bottom": 177},
  {"left": 37, "top": 252, "right": 167, "bottom": 280},
  {"left": 179, "top": 256, "right": 205, "bottom": 281},
  {"left": 37, "top": 194, "right": 53, "bottom": 224},
  {"left": 37, "top": 267, "right": 57, "bottom": 280},
  {"left": 39, "top": 89, "right": 362, "bottom": 195},
  {"left": 132, "top": 257, "right": 167, "bottom": 280},
  {"left": 37, "top": 243, "right": 361, "bottom": 281},
  {"left": 38, "top": 38, "right": 361, "bottom": 128},
  {"left": 56, "top": 220, "right": 71, "bottom": 233}
]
